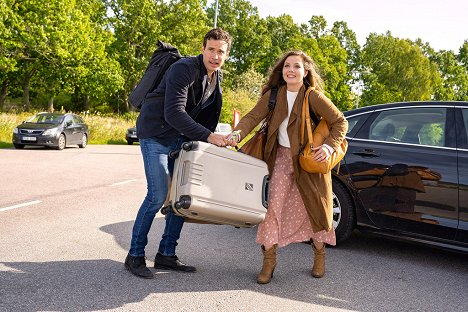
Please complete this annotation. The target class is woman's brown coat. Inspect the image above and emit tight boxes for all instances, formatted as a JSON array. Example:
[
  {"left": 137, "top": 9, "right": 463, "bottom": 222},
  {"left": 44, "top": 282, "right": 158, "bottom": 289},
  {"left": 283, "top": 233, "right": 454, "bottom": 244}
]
[{"left": 234, "top": 85, "right": 348, "bottom": 232}]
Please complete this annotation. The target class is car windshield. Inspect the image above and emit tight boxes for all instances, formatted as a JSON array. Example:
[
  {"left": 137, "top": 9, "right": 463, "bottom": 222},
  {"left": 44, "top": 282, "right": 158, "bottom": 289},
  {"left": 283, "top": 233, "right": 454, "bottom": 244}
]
[{"left": 26, "top": 114, "right": 63, "bottom": 125}]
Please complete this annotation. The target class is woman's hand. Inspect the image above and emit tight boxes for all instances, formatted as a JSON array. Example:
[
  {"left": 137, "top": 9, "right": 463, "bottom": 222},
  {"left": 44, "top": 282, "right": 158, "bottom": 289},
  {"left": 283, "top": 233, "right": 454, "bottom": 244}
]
[
  {"left": 225, "top": 130, "right": 241, "bottom": 147},
  {"left": 311, "top": 145, "right": 332, "bottom": 162}
]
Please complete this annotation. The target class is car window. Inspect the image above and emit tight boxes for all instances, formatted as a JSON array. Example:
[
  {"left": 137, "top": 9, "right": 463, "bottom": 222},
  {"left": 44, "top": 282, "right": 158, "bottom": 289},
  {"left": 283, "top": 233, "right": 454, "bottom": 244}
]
[
  {"left": 368, "top": 107, "right": 447, "bottom": 147},
  {"left": 346, "top": 115, "right": 362, "bottom": 134},
  {"left": 65, "top": 116, "right": 74, "bottom": 126},
  {"left": 462, "top": 109, "right": 468, "bottom": 141},
  {"left": 73, "top": 116, "right": 83, "bottom": 124},
  {"left": 27, "top": 114, "right": 62, "bottom": 124}
]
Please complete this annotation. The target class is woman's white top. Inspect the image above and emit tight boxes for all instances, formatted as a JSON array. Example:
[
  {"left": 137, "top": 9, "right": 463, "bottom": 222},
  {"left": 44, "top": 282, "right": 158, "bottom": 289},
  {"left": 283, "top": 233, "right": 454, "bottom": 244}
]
[{"left": 278, "top": 91, "right": 298, "bottom": 147}]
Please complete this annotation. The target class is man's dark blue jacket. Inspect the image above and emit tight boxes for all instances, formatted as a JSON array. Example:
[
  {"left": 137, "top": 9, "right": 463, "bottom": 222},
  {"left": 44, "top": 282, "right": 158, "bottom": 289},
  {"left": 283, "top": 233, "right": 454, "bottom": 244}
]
[{"left": 136, "top": 54, "right": 223, "bottom": 145}]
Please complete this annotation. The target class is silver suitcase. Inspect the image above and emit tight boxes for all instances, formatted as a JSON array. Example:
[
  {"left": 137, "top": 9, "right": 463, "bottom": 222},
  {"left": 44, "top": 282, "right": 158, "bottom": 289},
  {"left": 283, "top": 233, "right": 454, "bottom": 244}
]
[{"left": 164, "top": 141, "right": 269, "bottom": 228}]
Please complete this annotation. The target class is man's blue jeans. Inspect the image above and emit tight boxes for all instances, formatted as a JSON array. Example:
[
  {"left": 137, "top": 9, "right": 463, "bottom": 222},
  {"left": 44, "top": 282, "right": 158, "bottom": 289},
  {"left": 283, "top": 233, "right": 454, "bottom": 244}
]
[{"left": 129, "top": 137, "right": 186, "bottom": 257}]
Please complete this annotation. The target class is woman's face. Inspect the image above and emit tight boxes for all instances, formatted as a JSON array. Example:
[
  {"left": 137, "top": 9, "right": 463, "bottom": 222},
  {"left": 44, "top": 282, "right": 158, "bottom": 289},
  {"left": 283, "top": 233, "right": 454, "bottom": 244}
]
[{"left": 282, "top": 55, "right": 308, "bottom": 90}]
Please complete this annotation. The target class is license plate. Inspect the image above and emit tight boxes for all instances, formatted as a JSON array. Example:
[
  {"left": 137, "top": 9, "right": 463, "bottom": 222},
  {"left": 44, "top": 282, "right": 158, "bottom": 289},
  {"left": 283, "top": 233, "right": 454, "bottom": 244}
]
[
  {"left": 130, "top": 135, "right": 137, "bottom": 138},
  {"left": 22, "top": 136, "right": 37, "bottom": 141}
]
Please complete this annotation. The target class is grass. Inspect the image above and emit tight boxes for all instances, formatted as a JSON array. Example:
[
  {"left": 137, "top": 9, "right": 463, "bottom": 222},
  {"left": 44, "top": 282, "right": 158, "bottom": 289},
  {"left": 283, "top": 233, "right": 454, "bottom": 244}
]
[{"left": 0, "top": 112, "right": 137, "bottom": 147}]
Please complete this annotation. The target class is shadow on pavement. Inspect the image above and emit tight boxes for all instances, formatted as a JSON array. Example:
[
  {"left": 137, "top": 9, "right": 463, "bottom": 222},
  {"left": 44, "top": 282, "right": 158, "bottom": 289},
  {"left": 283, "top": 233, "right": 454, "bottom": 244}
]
[{"left": 2, "top": 219, "right": 467, "bottom": 311}]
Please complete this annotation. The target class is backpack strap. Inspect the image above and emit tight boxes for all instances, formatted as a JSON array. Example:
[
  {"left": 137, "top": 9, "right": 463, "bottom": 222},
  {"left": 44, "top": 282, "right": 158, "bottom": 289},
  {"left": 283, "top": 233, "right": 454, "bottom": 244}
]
[
  {"left": 187, "top": 57, "right": 202, "bottom": 117},
  {"left": 268, "top": 86, "right": 320, "bottom": 125},
  {"left": 268, "top": 87, "right": 278, "bottom": 111}
]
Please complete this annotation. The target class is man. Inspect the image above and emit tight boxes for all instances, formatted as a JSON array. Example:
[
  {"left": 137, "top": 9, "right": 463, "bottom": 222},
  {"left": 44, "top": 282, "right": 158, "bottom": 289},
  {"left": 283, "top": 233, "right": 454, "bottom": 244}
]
[{"left": 125, "top": 28, "right": 232, "bottom": 279}]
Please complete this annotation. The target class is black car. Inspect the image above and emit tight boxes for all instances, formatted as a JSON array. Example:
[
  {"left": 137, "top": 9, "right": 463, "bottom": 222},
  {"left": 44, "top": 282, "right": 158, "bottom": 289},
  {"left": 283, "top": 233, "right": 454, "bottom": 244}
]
[
  {"left": 12, "top": 112, "right": 88, "bottom": 150},
  {"left": 126, "top": 127, "right": 138, "bottom": 145},
  {"left": 332, "top": 101, "right": 468, "bottom": 252}
]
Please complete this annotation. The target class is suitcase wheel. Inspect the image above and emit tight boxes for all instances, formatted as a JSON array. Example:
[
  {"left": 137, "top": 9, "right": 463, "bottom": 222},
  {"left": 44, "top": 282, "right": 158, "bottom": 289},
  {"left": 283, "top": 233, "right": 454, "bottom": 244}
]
[
  {"left": 168, "top": 150, "right": 180, "bottom": 158},
  {"left": 160, "top": 206, "right": 172, "bottom": 215},
  {"left": 182, "top": 141, "right": 199, "bottom": 151},
  {"left": 175, "top": 195, "right": 191, "bottom": 209}
]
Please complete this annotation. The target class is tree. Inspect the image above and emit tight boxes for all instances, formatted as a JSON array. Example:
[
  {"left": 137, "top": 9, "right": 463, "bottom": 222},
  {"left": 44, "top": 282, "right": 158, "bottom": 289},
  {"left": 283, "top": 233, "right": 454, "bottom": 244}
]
[
  {"left": 299, "top": 16, "right": 353, "bottom": 111},
  {"left": 2, "top": 0, "right": 122, "bottom": 112},
  {"left": 105, "top": 0, "right": 165, "bottom": 112},
  {"left": 361, "top": 32, "right": 440, "bottom": 105},
  {"left": 206, "top": 0, "right": 269, "bottom": 78},
  {"left": 260, "top": 14, "right": 302, "bottom": 74},
  {"left": 159, "top": 0, "right": 210, "bottom": 55},
  {"left": 107, "top": 0, "right": 209, "bottom": 111},
  {"left": 331, "top": 21, "right": 361, "bottom": 82},
  {"left": 431, "top": 50, "right": 468, "bottom": 101}
]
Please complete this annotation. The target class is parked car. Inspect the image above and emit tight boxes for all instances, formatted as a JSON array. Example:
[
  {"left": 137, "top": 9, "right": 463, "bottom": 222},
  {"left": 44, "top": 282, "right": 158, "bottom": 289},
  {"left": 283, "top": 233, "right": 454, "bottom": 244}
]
[
  {"left": 12, "top": 112, "right": 88, "bottom": 150},
  {"left": 126, "top": 127, "right": 138, "bottom": 145},
  {"left": 126, "top": 123, "right": 233, "bottom": 145},
  {"left": 332, "top": 101, "right": 468, "bottom": 253}
]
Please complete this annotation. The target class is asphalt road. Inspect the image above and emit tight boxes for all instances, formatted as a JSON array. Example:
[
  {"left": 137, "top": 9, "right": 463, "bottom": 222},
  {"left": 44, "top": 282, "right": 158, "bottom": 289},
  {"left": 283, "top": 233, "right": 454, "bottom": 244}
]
[{"left": 1, "top": 145, "right": 467, "bottom": 312}]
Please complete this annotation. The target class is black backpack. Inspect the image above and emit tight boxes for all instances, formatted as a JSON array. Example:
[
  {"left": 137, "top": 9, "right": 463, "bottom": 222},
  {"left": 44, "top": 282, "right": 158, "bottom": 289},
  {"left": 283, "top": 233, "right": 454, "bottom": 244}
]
[{"left": 129, "top": 40, "right": 183, "bottom": 110}]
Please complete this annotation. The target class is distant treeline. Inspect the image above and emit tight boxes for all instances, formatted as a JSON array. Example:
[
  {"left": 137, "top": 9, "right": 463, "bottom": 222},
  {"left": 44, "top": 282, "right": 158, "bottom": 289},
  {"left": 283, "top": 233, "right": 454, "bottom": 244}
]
[{"left": 1, "top": 0, "right": 467, "bottom": 117}]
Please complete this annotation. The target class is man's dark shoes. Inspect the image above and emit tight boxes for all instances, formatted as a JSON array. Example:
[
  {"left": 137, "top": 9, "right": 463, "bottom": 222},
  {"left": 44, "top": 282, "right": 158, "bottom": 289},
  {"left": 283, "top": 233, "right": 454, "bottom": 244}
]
[
  {"left": 154, "top": 252, "right": 196, "bottom": 272},
  {"left": 125, "top": 254, "right": 154, "bottom": 279}
]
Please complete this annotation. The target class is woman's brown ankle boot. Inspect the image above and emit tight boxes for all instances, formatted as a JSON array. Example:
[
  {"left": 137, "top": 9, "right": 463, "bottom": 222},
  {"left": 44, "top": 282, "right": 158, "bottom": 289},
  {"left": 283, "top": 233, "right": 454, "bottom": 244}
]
[
  {"left": 257, "top": 245, "right": 277, "bottom": 284},
  {"left": 312, "top": 243, "right": 326, "bottom": 278}
]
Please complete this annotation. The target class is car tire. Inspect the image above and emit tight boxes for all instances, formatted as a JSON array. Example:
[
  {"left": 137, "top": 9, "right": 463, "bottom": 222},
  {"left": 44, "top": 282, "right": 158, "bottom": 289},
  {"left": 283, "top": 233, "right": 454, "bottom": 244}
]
[
  {"left": 78, "top": 134, "right": 87, "bottom": 148},
  {"left": 13, "top": 144, "right": 25, "bottom": 149},
  {"left": 56, "top": 134, "right": 66, "bottom": 150},
  {"left": 127, "top": 141, "right": 133, "bottom": 145},
  {"left": 332, "top": 179, "right": 355, "bottom": 244}
]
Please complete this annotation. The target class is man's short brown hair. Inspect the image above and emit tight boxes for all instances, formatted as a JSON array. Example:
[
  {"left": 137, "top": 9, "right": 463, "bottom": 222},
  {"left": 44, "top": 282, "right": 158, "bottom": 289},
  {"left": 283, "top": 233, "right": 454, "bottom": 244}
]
[{"left": 203, "top": 28, "right": 232, "bottom": 51}]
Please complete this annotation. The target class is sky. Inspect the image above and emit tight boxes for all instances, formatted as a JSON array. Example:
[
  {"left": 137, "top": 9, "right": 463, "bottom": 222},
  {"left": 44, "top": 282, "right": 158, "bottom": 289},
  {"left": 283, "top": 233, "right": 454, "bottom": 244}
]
[{"left": 212, "top": 0, "right": 468, "bottom": 53}]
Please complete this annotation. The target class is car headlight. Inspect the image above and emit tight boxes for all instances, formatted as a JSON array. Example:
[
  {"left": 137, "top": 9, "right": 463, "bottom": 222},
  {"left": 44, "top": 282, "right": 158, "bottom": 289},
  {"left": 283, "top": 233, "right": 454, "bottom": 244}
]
[
  {"left": 43, "top": 128, "right": 58, "bottom": 136},
  {"left": 13, "top": 127, "right": 18, "bottom": 134}
]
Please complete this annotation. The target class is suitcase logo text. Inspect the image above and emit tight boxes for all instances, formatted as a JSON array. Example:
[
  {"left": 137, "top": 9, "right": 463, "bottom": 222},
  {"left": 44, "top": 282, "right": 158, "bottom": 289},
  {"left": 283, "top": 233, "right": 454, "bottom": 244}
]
[{"left": 245, "top": 183, "right": 254, "bottom": 191}]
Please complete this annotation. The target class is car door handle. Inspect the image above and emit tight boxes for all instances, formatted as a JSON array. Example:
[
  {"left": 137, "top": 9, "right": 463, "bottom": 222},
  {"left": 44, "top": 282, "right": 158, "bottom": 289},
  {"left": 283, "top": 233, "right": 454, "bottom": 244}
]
[{"left": 353, "top": 149, "right": 380, "bottom": 158}]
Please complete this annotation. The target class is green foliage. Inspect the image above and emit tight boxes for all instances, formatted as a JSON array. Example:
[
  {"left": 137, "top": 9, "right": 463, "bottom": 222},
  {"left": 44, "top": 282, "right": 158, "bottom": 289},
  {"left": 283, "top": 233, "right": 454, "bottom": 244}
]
[
  {"left": 419, "top": 123, "right": 444, "bottom": 146},
  {"left": 431, "top": 50, "right": 468, "bottom": 101},
  {"left": 1, "top": 0, "right": 467, "bottom": 115},
  {"left": 160, "top": 0, "right": 210, "bottom": 55},
  {"left": 82, "top": 113, "right": 136, "bottom": 144},
  {"left": 225, "top": 66, "right": 265, "bottom": 99},
  {"left": 220, "top": 88, "right": 257, "bottom": 125},
  {"left": 361, "top": 32, "right": 441, "bottom": 105},
  {"left": 207, "top": 0, "right": 269, "bottom": 75}
]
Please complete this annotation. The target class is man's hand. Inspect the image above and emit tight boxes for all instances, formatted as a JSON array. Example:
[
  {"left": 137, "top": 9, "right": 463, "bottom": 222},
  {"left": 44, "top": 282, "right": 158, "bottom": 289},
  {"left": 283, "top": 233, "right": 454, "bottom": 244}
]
[{"left": 207, "top": 133, "right": 228, "bottom": 147}]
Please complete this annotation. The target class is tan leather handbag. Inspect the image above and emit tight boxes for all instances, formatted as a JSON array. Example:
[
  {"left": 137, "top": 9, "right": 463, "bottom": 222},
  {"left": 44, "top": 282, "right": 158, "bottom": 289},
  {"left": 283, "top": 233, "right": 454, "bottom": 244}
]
[
  {"left": 299, "top": 88, "right": 348, "bottom": 174},
  {"left": 238, "top": 122, "right": 268, "bottom": 160},
  {"left": 238, "top": 88, "right": 278, "bottom": 160}
]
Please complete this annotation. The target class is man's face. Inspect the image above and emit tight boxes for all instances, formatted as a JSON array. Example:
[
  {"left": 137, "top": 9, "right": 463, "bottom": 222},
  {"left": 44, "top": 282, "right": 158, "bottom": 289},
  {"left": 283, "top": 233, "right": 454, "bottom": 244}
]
[{"left": 201, "top": 39, "right": 229, "bottom": 76}]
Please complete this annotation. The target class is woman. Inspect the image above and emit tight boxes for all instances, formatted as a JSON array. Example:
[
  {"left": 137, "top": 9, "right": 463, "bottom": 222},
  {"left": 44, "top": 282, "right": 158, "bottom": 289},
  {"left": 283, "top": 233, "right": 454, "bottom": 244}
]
[{"left": 230, "top": 51, "right": 348, "bottom": 283}]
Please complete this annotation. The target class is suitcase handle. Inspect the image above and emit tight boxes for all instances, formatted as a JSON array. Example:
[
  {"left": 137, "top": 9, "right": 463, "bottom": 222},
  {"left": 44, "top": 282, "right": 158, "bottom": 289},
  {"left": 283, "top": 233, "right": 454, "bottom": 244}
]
[{"left": 262, "top": 175, "right": 269, "bottom": 208}]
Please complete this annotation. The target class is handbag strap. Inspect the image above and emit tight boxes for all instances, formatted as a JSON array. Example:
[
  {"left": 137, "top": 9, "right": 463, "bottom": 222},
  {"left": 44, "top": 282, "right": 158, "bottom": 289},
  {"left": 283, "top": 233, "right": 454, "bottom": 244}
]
[
  {"left": 300, "top": 88, "right": 322, "bottom": 146},
  {"left": 301, "top": 88, "right": 314, "bottom": 146}
]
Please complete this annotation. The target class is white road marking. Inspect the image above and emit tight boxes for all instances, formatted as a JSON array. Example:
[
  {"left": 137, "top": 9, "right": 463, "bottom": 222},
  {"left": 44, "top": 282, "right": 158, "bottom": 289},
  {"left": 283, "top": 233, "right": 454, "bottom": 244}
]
[
  {"left": 316, "top": 294, "right": 349, "bottom": 302},
  {"left": 108, "top": 179, "right": 137, "bottom": 187},
  {"left": 0, "top": 200, "right": 42, "bottom": 213}
]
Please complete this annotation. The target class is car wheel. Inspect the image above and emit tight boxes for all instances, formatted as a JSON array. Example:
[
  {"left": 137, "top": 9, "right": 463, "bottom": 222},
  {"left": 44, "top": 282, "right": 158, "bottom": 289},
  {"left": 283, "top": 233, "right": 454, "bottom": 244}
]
[
  {"left": 56, "top": 134, "right": 66, "bottom": 150},
  {"left": 332, "top": 179, "right": 355, "bottom": 244},
  {"left": 13, "top": 144, "right": 25, "bottom": 149},
  {"left": 78, "top": 134, "right": 87, "bottom": 148},
  {"left": 127, "top": 141, "right": 133, "bottom": 145}
]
